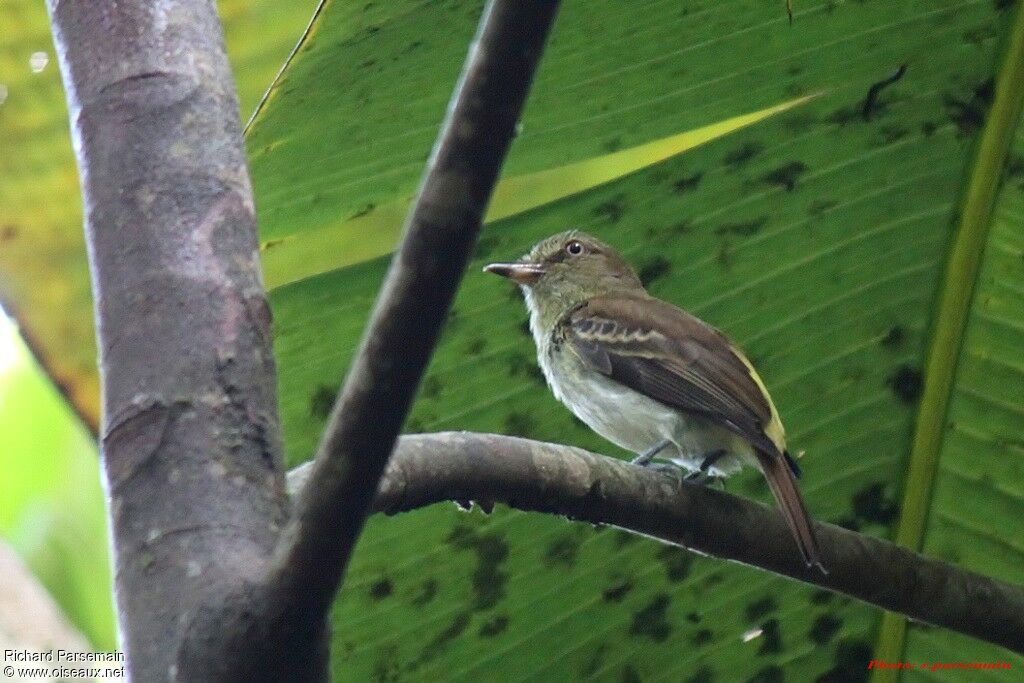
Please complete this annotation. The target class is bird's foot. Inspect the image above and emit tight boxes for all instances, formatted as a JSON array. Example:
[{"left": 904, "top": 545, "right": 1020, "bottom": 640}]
[
  {"left": 683, "top": 449, "right": 728, "bottom": 487},
  {"left": 683, "top": 470, "right": 725, "bottom": 488},
  {"left": 630, "top": 439, "right": 672, "bottom": 467}
]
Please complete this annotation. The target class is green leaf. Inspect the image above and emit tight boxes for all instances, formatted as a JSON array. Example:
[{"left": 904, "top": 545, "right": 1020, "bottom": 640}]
[
  {"left": 259, "top": 95, "right": 819, "bottom": 289},
  {"left": 877, "top": 5, "right": 1024, "bottom": 677},
  {"left": 252, "top": 0, "right": 1024, "bottom": 679},
  {"left": 0, "top": 0, "right": 321, "bottom": 428}
]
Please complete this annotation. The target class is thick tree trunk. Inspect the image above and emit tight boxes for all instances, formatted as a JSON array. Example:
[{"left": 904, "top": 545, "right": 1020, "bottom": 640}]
[{"left": 46, "top": 1, "right": 299, "bottom": 679}]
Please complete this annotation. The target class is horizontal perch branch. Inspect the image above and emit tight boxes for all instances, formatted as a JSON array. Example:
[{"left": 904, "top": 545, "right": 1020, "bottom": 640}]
[{"left": 288, "top": 432, "right": 1024, "bottom": 655}]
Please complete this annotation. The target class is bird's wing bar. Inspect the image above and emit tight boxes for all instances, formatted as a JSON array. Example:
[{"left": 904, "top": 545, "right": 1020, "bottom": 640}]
[{"left": 565, "top": 295, "right": 779, "bottom": 455}]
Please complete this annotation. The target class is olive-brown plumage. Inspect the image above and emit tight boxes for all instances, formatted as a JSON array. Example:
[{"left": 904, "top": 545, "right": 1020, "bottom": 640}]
[{"left": 485, "top": 230, "right": 824, "bottom": 572}]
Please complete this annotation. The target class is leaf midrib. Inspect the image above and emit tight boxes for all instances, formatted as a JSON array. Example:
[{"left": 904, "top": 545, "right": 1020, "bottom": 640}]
[{"left": 872, "top": 4, "right": 1024, "bottom": 677}]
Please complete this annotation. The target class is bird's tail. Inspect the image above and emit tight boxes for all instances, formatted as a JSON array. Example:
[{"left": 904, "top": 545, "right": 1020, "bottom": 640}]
[{"left": 757, "top": 449, "right": 826, "bottom": 574}]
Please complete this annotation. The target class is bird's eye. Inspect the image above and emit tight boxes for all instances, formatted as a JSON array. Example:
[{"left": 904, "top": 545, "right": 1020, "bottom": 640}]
[{"left": 565, "top": 240, "right": 584, "bottom": 256}]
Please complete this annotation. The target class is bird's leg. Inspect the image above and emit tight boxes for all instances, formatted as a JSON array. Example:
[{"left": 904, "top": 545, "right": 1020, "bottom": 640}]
[
  {"left": 685, "top": 449, "right": 727, "bottom": 484},
  {"left": 631, "top": 439, "right": 672, "bottom": 466}
]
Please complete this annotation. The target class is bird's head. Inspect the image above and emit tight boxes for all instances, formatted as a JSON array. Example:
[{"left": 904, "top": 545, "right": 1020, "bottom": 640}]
[{"left": 484, "top": 230, "right": 643, "bottom": 322}]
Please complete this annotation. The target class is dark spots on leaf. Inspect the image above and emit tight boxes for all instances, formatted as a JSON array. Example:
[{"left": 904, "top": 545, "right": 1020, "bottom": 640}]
[
  {"left": 826, "top": 106, "right": 859, "bottom": 127},
  {"left": 369, "top": 577, "right": 393, "bottom": 600},
  {"left": 944, "top": 78, "right": 994, "bottom": 137},
  {"left": 685, "top": 665, "right": 715, "bottom": 683},
  {"left": 544, "top": 533, "right": 581, "bottom": 568},
  {"left": 603, "top": 577, "right": 633, "bottom": 602},
  {"left": 474, "top": 235, "right": 501, "bottom": 260},
  {"left": 716, "top": 240, "right": 733, "bottom": 270},
  {"left": 704, "top": 572, "right": 725, "bottom": 587},
  {"left": 723, "top": 142, "right": 764, "bottom": 169},
  {"left": 809, "top": 613, "right": 842, "bottom": 645},
  {"left": 478, "top": 614, "right": 509, "bottom": 637},
  {"left": 747, "top": 664, "right": 784, "bottom": 683},
  {"left": 411, "top": 577, "right": 438, "bottom": 608},
  {"left": 582, "top": 644, "right": 608, "bottom": 677},
  {"left": 604, "top": 136, "right": 623, "bottom": 153},
  {"left": 761, "top": 162, "right": 807, "bottom": 191},
  {"left": 758, "top": 619, "right": 782, "bottom": 655},
  {"left": 715, "top": 216, "right": 767, "bottom": 237},
  {"left": 887, "top": 365, "right": 923, "bottom": 404},
  {"left": 372, "top": 646, "right": 399, "bottom": 683},
  {"left": 421, "top": 375, "right": 442, "bottom": 399},
  {"left": 862, "top": 64, "right": 907, "bottom": 121},
  {"left": 519, "top": 320, "right": 531, "bottom": 337},
  {"left": 638, "top": 257, "right": 672, "bottom": 287},
  {"left": 507, "top": 350, "right": 531, "bottom": 376},
  {"left": 808, "top": 199, "right": 838, "bottom": 216},
  {"left": 405, "top": 416, "right": 425, "bottom": 433},
  {"left": 921, "top": 120, "right": 938, "bottom": 137},
  {"left": 613, "top": 529, "right": 639, "bottom": 547},
  {"left": 629, "top": 594, "right": 672, "bottom": 641},
  {"left": 621, "top": 664, "right": 642, "bottom": 683},
  {"left": 964, "top": 22, "right": 1000, "bottom": 45},
  {"left": 350, "top": 202, "right": 375, "bottom": 218},
  {"left": 816, "top": 638, "right": 871, "bottom": 683},
  {"left": 672, "top": 218, "right": 696, "bottom": 234},
  {"left": 0, "top": 224, "right": 18, "bottom": 243},
  {"left": 852, "top": 482, "right": 899, "bottom": 525},
  {"left": 466, "top": 337, "right": 487, "bottom": 355},
  {"left": 880, "top": 325, "right": 905, "bottom": 349},
  {"left": 811, "top": 589, "right": 834, "bottom": 605},
  {"left": 692, "top": 628, "right": 713, "bottom": 645},
  {"left": 995, "top": 0, "right": 1014, "bottom": 11},
  {"left": 745, "top": 596, "right": 778, "bottom": 621},
  {"left": 878, "top": 126, "right": 909, "bottom": 144},
  {"left": 834, "top": 515, "right": 860, "bottom": 532},
  {"left": 503, "top": 411, "right": 535, "bottom": 438},
  {"left": 657, "top": 546, "right": 693, "bottom": 582},
  {"left": 687, "top": 611, "right": 702, "bottom": 623},
  {"left": 674, "top": 172, "right": 704, "bottom": 193},
  {"left": 309, "top": 384, "right": 337, "bottom": 420},
  {"left": 1004, "top": 153, "right": 1024, "bottom": 180},
  {"left": 445, "top": 307, "right": 462, "bottom": 333},
  {"left": 595, "top": 195, "right": 627, "bottom": 223},
  {"left": 446, "top": 524, "right": 509, "bottom": 610},
  {"left": 410, "top": 611, "right": 471, "bottom": 669}
]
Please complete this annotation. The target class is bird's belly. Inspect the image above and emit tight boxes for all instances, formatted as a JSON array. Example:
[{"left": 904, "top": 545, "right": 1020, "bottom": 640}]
[
  {"left": 556, "top": 367, "right": 676, "bottom": 452},
  {"left": 543, "top": 346, "right": 750, "bottom": 475}
]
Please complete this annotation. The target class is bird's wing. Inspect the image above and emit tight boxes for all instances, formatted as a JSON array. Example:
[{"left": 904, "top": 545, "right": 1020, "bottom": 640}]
[{"left": 563, "top": 294, "right": 783, "bottom": 455}]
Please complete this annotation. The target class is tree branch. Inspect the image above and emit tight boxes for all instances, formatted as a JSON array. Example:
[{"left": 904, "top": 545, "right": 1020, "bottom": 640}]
[
  {"left": 263, "top": 0, "right": 562, "bottom": 632},
  {"left": 47, "top": 1, "right": 290, "bottom": 679},
  {"left": 288, "top": 432, "right": 1024, "bottom": 655}
]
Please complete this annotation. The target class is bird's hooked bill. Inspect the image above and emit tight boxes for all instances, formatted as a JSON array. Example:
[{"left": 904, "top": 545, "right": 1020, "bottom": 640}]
[{"left": 483, "top": 262, "right": 546, "bottom": 285}]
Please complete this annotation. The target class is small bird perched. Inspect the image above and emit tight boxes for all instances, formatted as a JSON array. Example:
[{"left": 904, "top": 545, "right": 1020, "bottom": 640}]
[{"left": 485, "top": 230, "right": 824, "bottom": 572}]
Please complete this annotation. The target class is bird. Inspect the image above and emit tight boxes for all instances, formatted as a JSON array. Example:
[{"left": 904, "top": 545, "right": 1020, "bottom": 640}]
[{"left": 484, "top": 229, "right": 824, "bottom": 572}]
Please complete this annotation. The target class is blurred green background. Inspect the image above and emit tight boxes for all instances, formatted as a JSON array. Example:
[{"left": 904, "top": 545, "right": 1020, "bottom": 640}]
[{"left": 2, "top": 0, "right": 1023, "bottom": 681}]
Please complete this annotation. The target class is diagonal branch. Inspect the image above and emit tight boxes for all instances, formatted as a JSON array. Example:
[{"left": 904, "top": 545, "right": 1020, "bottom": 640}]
[
  {"left": 264, "top": 0, "right": 562, "bottom": 629},
  {"left": 288, "top": 432, "right": 1024, "bottom": 655}
]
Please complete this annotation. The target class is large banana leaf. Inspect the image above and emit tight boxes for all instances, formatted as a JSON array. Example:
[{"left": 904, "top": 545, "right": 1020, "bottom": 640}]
[
  {"left": 250, "top": 0, "right": 1024, "bottom": 680},
  {"left": 0, "top": 0, "right": 320, "bottom": 427}
]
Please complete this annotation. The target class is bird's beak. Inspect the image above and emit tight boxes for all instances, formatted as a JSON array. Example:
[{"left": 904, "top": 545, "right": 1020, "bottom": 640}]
[{"left": 483, "top": 262, "right": 546, "bottom": 286}]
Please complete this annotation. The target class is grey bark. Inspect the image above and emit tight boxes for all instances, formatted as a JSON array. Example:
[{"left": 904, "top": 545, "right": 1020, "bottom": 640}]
[
  {"left": 290, "top": 432, "right": 1024, "bottom": 655},
  {"left": 47, "top": 0, "right": 294, "bottom": 680},
  {"left": 50, "top": 0, "right": 561, "bottom": 680}
]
